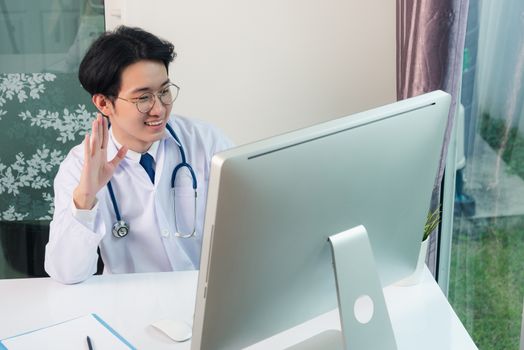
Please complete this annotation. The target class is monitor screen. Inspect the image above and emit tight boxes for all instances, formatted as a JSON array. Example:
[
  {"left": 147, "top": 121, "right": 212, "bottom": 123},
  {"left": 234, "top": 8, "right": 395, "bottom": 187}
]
[{"left": 191, "top": 90, "right": 451, "bottom": 349}]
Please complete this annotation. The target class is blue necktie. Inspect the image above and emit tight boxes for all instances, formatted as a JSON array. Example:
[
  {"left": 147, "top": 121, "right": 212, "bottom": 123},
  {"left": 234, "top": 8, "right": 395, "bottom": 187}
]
[{"left": 140, "top": 153, "right": 155, "bottom": 184}]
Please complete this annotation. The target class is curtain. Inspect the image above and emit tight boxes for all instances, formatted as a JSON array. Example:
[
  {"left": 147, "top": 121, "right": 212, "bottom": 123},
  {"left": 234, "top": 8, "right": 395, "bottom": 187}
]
[{"left": 396, "top": 0, "right": 470, "bottom": 275}]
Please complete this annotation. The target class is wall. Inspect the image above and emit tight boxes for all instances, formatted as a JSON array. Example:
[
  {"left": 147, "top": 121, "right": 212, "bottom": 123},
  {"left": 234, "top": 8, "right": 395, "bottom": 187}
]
[{"left": 106, "top": 0, "right": 396, "bottom": 145}]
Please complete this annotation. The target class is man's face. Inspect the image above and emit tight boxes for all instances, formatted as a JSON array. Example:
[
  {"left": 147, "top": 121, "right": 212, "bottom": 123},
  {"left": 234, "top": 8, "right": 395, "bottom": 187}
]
[{"left": 108, "top": 59, "right": 173, "bottom": 153}]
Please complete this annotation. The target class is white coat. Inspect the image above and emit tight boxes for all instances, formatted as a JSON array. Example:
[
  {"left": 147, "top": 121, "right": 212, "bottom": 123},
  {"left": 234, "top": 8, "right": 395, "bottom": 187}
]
[{"left": 44, "top": 115, "right": 234, "bottom": 284}]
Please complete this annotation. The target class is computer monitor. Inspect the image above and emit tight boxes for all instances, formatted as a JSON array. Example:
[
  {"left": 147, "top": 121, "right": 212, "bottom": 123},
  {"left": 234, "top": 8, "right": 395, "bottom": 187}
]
[{"left": 191, "top": 90, "right": 451, "bottom": 349}]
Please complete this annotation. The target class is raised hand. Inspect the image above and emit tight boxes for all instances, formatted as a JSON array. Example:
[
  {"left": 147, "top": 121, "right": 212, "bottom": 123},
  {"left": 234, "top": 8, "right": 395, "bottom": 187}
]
[{"left": 73, "top": 114, "right": 128, "bottom": 210}]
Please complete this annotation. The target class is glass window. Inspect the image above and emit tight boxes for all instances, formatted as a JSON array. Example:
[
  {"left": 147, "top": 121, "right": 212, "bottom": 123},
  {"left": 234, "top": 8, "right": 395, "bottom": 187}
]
[
  {"left": 448, "top": 1, "right": 524, "bottom": 348},
  {"left": 0, "top": 0, "right": 104, "bottom": 278}
]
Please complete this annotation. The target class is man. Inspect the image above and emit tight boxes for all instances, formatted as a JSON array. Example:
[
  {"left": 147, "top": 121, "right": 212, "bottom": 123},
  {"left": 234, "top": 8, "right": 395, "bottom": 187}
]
[{"left": 45, "top": 26, "right": 233, "bottom": 284}]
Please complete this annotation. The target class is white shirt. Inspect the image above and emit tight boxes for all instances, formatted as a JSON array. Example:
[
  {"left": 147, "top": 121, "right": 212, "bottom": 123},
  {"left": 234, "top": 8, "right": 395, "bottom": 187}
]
[{"left": 45, "top": 115, "right": 234, "bottom": 284}]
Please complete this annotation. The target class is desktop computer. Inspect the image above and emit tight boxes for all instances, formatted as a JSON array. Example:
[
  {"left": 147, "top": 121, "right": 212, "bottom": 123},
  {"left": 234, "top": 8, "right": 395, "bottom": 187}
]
[{"left": 191, "top": 90, "right": 451, "bottom": 349}]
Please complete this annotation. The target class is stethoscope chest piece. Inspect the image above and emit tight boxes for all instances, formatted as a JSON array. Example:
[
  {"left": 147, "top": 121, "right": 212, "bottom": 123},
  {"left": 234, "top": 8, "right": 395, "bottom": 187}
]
[{"left": 112, "top": 220, "right": 130, "bottom": 238}]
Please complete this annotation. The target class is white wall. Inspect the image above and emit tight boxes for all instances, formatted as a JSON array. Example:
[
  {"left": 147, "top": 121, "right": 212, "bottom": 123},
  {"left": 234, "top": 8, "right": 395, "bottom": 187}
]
[{"left": 106, "top": 0, "right": 395, "bottom": 145}]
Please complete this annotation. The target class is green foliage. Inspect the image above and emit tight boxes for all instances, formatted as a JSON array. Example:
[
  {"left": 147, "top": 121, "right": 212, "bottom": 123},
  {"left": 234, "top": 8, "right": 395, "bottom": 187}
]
[
  {"left": 449, "top": 216, "right": 524, "bottom": 350},
  {"left": 423, "top": 208, "right": 441, "bottom": 241},
  {"left": 448, "top": 111, "right": 524, "bottom": 349},
  {"left": 480, "top": 112, "right": 524, "bottom": 178}
]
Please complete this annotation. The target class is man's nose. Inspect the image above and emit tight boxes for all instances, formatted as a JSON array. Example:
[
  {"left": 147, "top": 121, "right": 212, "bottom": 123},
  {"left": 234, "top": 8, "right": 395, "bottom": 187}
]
[{"left": 149, "top": 94, "right": 167, "bottom": 115}]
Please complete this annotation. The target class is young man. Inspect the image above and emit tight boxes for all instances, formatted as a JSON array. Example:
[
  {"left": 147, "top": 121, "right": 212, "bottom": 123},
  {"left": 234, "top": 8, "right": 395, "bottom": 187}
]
[{"left": 45, "top": 26, "right": 234, "bottom": 284}]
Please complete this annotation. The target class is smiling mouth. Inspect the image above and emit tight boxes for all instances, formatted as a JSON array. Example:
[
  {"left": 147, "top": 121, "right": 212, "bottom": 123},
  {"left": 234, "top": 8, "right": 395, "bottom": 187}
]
[{"left": 144, "top": 120, "right": 163, "bottom": 126}]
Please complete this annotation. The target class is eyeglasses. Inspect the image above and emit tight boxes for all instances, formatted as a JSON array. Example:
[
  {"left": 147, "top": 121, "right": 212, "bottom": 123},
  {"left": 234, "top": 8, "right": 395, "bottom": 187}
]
[{"left": 116, "top": 83, "right": 180, "bottom": 113}]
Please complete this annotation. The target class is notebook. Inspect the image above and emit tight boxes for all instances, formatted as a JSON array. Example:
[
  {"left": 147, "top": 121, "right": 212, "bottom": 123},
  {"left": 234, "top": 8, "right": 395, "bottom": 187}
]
[{"left": 0, "top": 314, "right": 136, "bottom": 350}]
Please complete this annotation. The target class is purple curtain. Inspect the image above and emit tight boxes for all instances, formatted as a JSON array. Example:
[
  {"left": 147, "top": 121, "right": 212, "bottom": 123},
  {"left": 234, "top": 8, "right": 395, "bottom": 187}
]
[{"left": 396, "top": 0, "right": 469, "bottom": 276}]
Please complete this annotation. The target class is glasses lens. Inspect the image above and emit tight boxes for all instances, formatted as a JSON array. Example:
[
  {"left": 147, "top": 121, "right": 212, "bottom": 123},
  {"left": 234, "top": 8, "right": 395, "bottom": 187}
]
[
  {"left": 159, "top": 84, "right": 179, "bottom": 105},
  {"left": 136, "top": 93, "right": 155, "bottom": 113}
]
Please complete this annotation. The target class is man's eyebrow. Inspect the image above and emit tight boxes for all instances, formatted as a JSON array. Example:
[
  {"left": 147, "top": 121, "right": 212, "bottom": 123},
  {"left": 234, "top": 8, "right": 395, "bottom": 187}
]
[{"left": 130, "top": 79, "right": 170, "bottom": 94}]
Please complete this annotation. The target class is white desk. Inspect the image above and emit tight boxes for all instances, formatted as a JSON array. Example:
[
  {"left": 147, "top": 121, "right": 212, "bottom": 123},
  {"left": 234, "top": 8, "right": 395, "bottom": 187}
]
[{"left": 0, "top": 267, "right": 477, "bottom": 349}]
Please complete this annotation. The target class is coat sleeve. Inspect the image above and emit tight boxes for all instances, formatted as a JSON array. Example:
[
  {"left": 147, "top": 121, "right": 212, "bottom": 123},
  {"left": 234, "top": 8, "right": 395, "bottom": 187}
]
[{"left": 44, "top": 144, "right": 104, "bottom": 284}]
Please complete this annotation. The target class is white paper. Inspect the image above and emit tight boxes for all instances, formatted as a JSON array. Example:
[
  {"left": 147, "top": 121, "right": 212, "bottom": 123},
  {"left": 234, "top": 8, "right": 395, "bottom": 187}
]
[{"left": 1, "top": 314, "right": 134, "bottom": 350}]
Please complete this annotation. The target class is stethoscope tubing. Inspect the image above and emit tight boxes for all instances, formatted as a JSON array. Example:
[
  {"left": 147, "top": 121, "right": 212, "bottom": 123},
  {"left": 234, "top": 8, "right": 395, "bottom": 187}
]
[{"left": 107, "top": 122, "right": 198, "bottom": 238}]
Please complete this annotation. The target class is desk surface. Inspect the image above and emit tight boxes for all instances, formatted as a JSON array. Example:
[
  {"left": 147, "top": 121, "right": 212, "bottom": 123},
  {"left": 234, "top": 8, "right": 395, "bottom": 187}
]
[{"left": 0, "top": 267, "right": 477, "bottom": 349}]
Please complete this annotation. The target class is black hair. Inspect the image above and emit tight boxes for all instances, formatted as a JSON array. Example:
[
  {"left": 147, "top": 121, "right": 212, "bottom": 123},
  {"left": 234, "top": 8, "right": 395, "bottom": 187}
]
[{"left": 78, "top": 26, "right": 176, "bottom": 97}]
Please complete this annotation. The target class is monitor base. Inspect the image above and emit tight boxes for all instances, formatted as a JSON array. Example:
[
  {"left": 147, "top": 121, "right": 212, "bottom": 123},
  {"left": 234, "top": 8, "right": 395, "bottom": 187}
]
[
  {"left": 328, "top": 225, "right": 398, "bottom": 350},
  {"left": 284, "top": 330, "right": 344, "bottom": 350}
]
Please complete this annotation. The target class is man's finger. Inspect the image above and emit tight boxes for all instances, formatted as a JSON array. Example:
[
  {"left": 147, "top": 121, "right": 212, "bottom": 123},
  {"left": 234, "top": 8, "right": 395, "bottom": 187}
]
[
  {"left": 83, "top": 133, "right": 90, "bottom": 161},
  {"left": 96, "top": 114, "right": 103, "bottom": 150},
  {"left": 102, "top": 115, "right": 109, "bottom": 150},
  {"left": 109, "top": 145, "right": 128, "bottom": 169},
  {"left": 90, "top": 119, "right": 98, "bottom": 157}
]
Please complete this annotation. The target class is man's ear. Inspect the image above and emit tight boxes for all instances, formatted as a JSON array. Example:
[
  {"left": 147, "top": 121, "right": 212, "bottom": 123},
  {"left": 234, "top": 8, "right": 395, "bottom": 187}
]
[{"left": 92, "top": 94, "right": 114, "bottom": 117}]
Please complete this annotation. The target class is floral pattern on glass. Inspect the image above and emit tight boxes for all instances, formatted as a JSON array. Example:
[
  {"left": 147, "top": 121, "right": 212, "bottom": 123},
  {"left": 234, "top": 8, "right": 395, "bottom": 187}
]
[{"left": 0, "top": 73, "right": 94, "bottom": 221}]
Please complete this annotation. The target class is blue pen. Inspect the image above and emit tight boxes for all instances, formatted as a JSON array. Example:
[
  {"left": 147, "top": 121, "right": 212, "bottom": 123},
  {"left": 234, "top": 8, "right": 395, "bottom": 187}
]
[{"left": 86, "top": 336, "right": 94, "bottom": 350}]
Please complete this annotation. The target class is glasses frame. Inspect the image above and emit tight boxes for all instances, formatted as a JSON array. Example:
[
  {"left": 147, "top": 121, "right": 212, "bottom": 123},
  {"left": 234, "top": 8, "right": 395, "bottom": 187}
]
[{"left": 115, "top": 83, "right": 180, "bottom": 114}]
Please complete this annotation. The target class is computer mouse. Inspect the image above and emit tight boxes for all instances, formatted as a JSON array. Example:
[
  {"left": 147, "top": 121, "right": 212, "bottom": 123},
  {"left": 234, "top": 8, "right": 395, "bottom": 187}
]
[{"left": 150, "top": 319, "right": 192, "bottom": 342}]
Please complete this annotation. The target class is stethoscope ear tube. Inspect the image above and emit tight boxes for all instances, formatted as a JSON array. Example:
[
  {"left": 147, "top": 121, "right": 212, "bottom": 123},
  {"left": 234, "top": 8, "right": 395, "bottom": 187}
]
[
  {"left": 174, "top": 189, "right": 197, "bottom": 238},
  {"left": 170, "top": 142, "right": 198, "bottom": 238}
]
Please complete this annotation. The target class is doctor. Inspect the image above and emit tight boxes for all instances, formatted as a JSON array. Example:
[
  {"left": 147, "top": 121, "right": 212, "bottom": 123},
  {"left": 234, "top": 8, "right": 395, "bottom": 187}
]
[{"left": 45, "top": 26, "right": 234, "bottom": 284}]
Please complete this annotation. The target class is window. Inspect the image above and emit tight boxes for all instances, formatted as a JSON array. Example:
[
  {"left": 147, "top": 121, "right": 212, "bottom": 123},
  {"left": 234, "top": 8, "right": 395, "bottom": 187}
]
[
  {"left": 448, "top": 1, "right": 524, "bottom": 348},
  {"left": 0, "top": 0, "right": 104, "bottom": 278}
]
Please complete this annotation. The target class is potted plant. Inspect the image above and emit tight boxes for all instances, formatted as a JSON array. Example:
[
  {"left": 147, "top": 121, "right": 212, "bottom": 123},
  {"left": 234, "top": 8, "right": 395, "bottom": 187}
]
[
  {"left": 397, "top": 207, "right": 441, "bottom": 286},
  {"left": 423, "top": 207, "right": 441, "bottom": 242}
]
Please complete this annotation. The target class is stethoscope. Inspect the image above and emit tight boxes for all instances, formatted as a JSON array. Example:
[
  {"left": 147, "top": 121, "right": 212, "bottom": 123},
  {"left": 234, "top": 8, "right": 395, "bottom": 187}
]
[{"left": 107, "top": 123, "right": 198, "bottom": 239}]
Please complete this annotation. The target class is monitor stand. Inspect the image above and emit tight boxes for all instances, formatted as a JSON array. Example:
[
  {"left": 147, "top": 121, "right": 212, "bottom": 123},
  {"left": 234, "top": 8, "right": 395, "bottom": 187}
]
[{"left": 285, "top": 225, "right": 398, "bottom": 350}]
